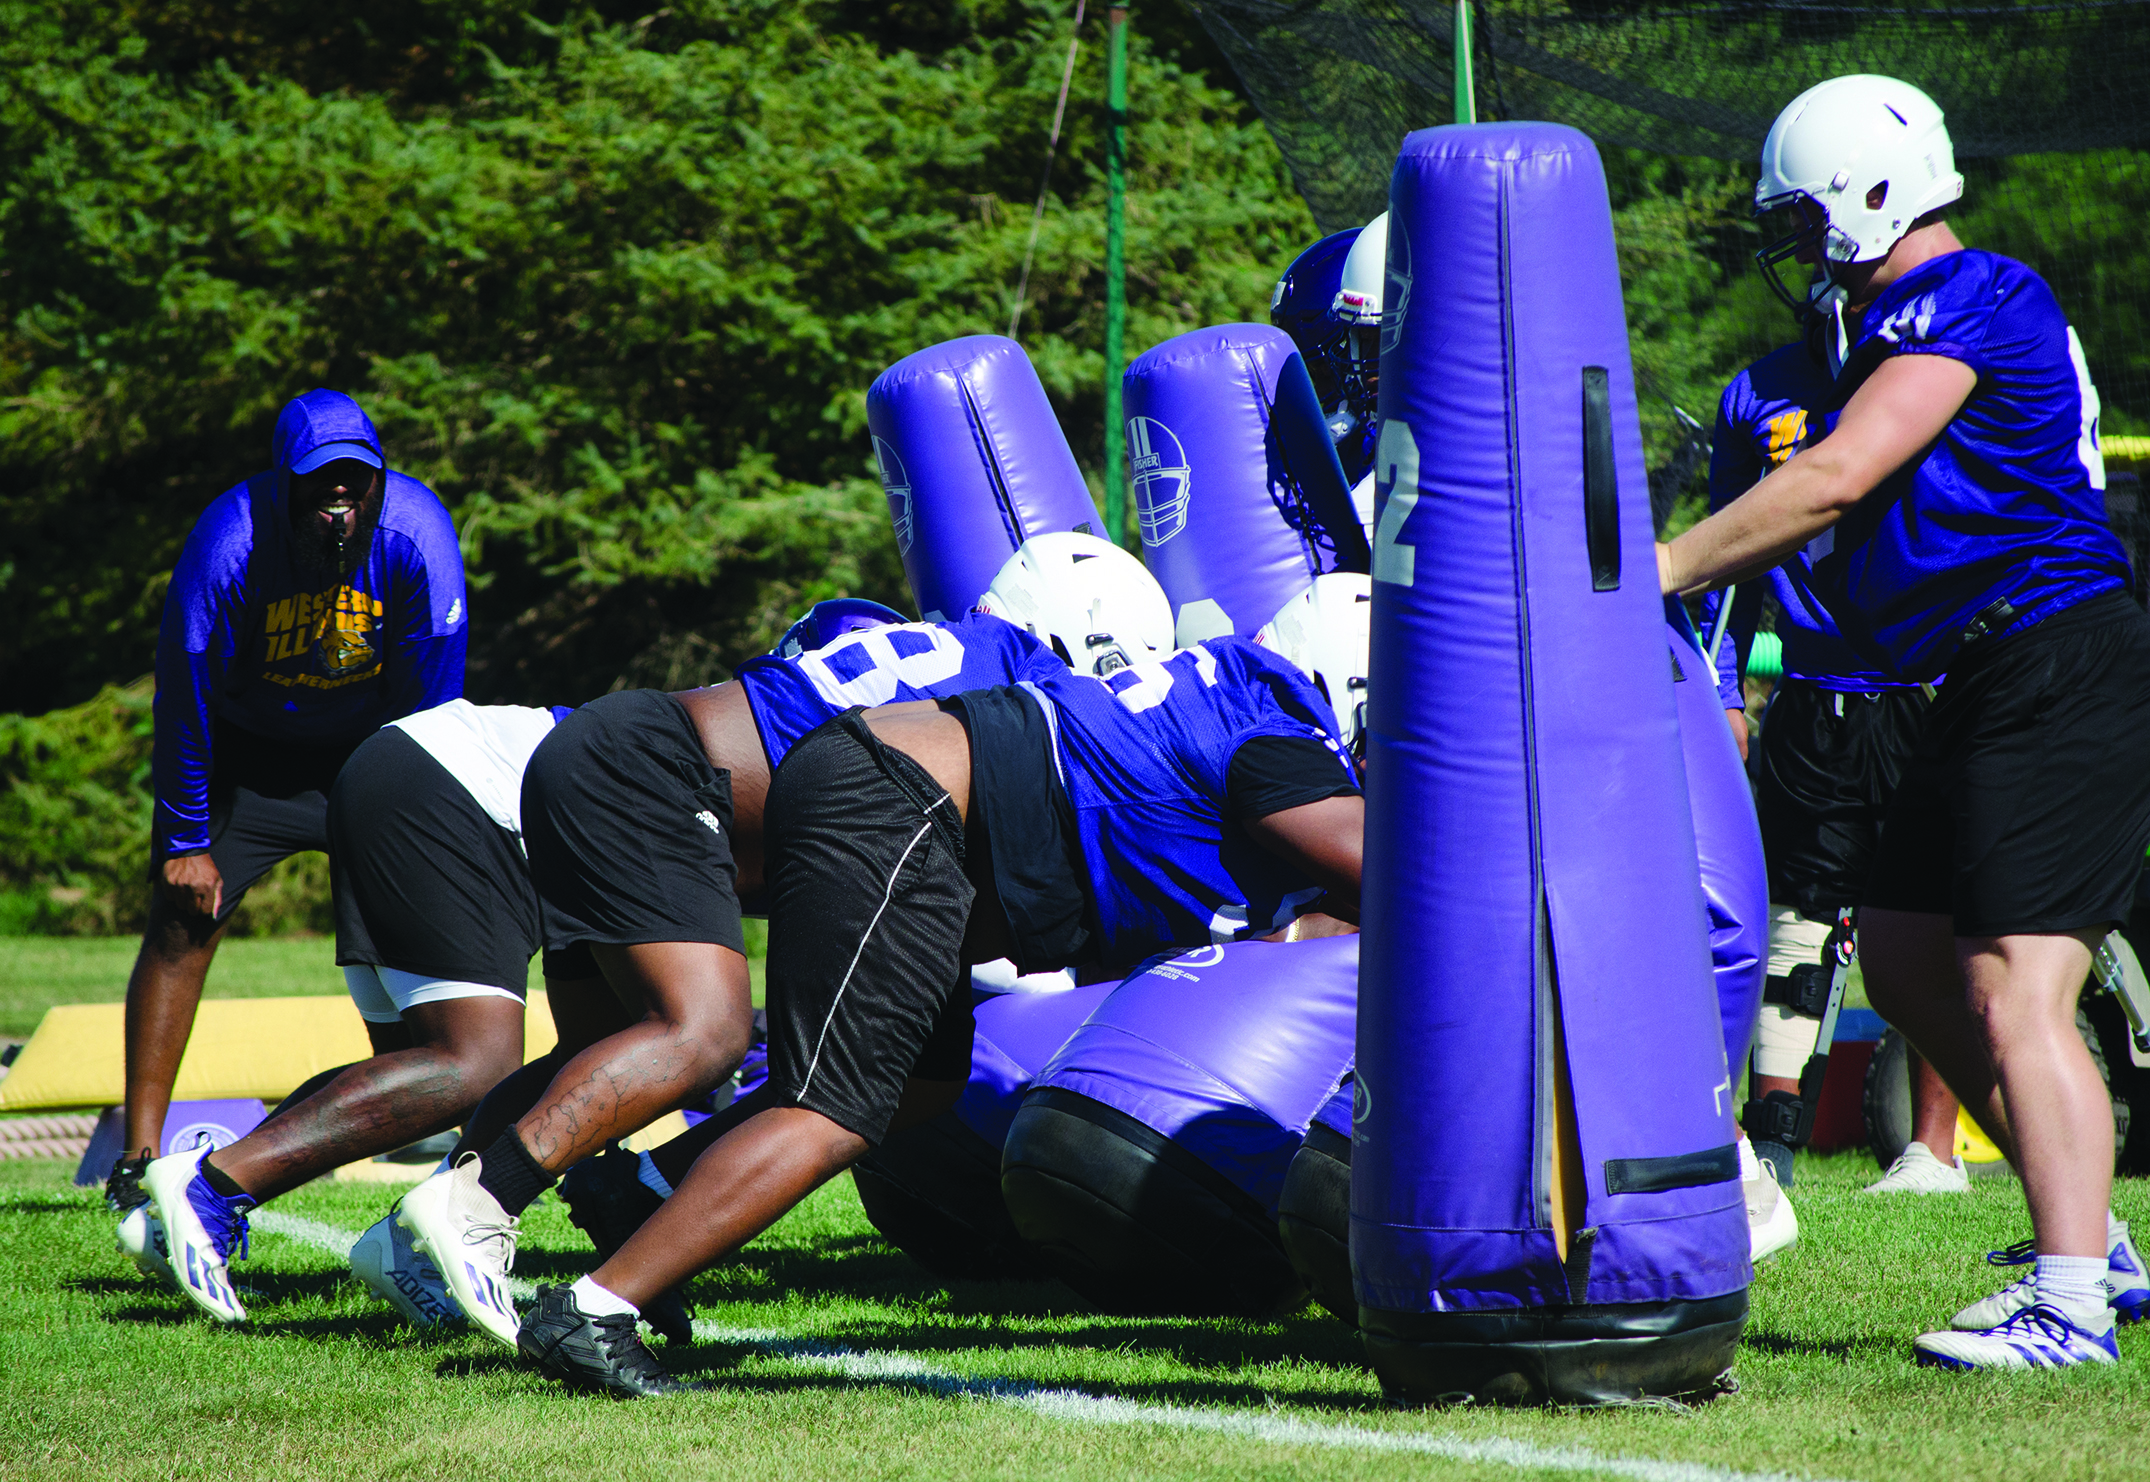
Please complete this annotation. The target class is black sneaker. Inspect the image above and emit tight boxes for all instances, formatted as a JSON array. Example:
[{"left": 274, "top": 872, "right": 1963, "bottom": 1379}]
[
  {"left": 558, "top": 1148, "right": 694, "bottom": 1344},
  {"left": 518, "top": 1284, "right": 698, "bottom": 1398},
  {"left": 105, "top": 1153, "right": 152, "bottom": 1213}
]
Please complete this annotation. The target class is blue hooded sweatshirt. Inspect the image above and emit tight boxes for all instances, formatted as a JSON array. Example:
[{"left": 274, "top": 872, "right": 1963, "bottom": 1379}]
[{"left": 152, "top": 389, "right": 468, "bottom": 856}]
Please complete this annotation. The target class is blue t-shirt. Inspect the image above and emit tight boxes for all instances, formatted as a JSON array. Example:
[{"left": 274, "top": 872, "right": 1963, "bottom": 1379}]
[
  {"left": 152, "top": 398, "right": 467, "bottom": 855},
  {"left": 1700, "top": 342, "right": 1915, "bottom": 706},
  {"left": 1027, "top": 637, "right": 1359, "bottom": 969},
  {"left": 733, "top": 614, "right": 1064, "bottom": 767},
  {"left": 1815, "top": 249, "right": 2130, "bottom": 679}
]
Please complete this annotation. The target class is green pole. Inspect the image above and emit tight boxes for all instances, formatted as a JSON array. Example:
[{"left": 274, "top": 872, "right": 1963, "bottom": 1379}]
[
  {"left": 1454, "top": 0, "right": 1476, "bottom": 126},
  {"left": 1103, "top": 6, "right": 1129, "bottom": 545}
]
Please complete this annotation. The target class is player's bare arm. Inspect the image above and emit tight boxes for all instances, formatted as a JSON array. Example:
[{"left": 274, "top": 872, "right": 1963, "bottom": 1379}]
[{"left": 1659, "top": 352, "right": 1978, "bottom": 598}]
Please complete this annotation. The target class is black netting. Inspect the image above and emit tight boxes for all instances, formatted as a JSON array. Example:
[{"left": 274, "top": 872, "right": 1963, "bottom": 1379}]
[{"left": 1182, "top": 0, "right": 2150, "bottom": 502}]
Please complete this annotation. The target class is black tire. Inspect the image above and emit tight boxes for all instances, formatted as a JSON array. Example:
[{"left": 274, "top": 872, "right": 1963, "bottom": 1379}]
[{"left": 1862, "top": 1007, "right": 2128, "bottom": 1171}]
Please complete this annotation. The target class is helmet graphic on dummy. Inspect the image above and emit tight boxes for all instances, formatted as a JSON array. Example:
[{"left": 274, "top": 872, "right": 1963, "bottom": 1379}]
[
  {"left": 974, "top": 532, "right": 1174, "bottom": 677},
  {"left": 1270, "top": 214, "right": 1388, "bottom": 426},
  {"left": 1256, "top": 573, "right": 1372, "bottom": 753},
  {"left": 773, "top": 597, "right": 910, "bottom": 659},
  {"left": 1753, "top": 75, "right": 1963, "bottom": 322}
]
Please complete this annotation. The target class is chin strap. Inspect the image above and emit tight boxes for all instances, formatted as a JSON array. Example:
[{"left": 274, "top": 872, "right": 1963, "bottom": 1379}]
[{"left": 1741, "top": 903, "right": 1854, "bottom": 1150}]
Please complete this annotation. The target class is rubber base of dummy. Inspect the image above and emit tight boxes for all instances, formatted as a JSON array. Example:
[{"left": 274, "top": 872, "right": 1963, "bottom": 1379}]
[
  {"left": 1276, "top": 1123, "right": 1354, "bottom": 1324},
  {"left": 852, "top": 1111, "right": 1041, "bottom": 1282},
  {"left": 1361, "top": 1290, "right": 1748, "bottom": 1407},
  {"left": 1000, "top": 1089, "right": 1308, "bottom": 1319}
]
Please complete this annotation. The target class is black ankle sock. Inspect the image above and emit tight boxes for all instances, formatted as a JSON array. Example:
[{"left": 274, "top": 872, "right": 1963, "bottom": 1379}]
[
  {"left": 476, "top": 1130, "right": 555, "bottom": 1216},
  {"left": 199, "top": 1156, "right": 249, "bottom": 1201}
]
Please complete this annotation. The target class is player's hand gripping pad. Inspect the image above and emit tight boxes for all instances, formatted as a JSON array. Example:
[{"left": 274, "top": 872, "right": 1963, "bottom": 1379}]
[
  {"left": 1000, "top": 936, "right": 1358, "bottom": 1319},
  {"left": 867, "top": 336, "right": 1104, "bottom": 621},
  {"left": 1671, "top": 609, "right": 1769, "bottom": 1080},
  {"left": 1123, "top": 325, "right": 1358, "bottom": 645},
  {"left": 852, "top": 981, "right": 1112, "bottom": 1281},
  {"left": 1356, "top": 124, "right": 1748, "bottom": 1405}
]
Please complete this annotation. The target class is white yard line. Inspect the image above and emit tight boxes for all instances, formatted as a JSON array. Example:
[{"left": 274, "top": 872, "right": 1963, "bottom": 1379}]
[{"left": 249, "top": 1210, "right": 1851, "bottom": 1482}]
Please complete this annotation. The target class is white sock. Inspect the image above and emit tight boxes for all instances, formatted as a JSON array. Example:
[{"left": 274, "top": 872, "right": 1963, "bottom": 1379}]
[
  {"left": 636, "top": 1151, "right": 674, "bottom": 1200},
  {"left": 570, "top": 1274, "right": 638, "bottom": 1318},
  {"left": 2034, "top": 1255, "right": 2108, "bottom": 1317}
]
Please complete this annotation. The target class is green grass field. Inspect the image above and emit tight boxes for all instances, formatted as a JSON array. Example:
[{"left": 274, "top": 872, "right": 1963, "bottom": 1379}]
[
  {"left": 0, "top": 936, "right": 345, "bottom": 1039},
  {"left": 1, "top": 940, "right": 2142, "bottom": 1482}
]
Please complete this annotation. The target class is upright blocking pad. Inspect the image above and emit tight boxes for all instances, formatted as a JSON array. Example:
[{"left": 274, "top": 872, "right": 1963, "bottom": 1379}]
[
  {"left": 1001, "top": 937, "right": 1357, "bottom": 1319},
  {"left": 1670, "top": 608, "right": 1769, "bottom": 1079},
  {"left": 1355, "top": 123, "right": 1748, "bottom": 1405},
  {"left": 851, "top": 982, "right": 1111, "bottom": 1280},
  {"left": 1124, "top": 325, "right": 1355, "bottom": 644},
  {"left": 867, "top": 336, "right": 1104, "bottom": 621}
]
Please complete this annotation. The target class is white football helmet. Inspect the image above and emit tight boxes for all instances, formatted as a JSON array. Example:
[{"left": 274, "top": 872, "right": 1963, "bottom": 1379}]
[
  {"left": 975, "top": 531, "right": 1174, "bottom": 676},
  {"left": 1256, "top": 573, "right": 1371, "bottom": 752},
  {"left": 1753, "top": 74, "right": 1964, "bottom": 318}
]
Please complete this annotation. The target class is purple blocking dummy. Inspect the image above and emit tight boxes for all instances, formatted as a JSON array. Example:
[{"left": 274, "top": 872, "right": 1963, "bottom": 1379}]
[
  {"left": 1355, "top": 123, "right": 1749, "bottom": 1404},
  {"left": 999, "top": 937, "right": 1358, "bottom": 1319},
  {"left": 1124, "top": 325, "right": 1343, "bottom": 645},
  {"left": 1671, "top": 607, "right": 1769, "bottom": 1082},
  {"left": 850, "top": 982, "right": 1111, "bottom": 1281},
  {"left": 867, "top": 336, "right": 1104, "bottom": 621},
  {"left": 1277, "top": 616, "right": 1768, "bottom": 1331}
]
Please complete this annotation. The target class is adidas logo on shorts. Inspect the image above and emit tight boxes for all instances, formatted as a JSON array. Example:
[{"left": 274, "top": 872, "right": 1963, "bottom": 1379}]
[{"left": 694, "top": 809, "right": 723, "bottom": 836}]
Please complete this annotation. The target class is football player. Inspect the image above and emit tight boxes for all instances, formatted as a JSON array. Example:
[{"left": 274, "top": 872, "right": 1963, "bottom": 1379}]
[{"left": 1661, "top": 74, "right": 2150, "bottom": 1371}]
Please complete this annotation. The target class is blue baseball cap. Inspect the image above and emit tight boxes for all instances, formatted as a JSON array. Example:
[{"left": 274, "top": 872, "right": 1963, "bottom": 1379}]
[{"left": 290, "top": 440, "right": 384, "bottom": 474}]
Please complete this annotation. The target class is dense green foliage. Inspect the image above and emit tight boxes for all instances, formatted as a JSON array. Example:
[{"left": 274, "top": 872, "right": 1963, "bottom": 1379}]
[{"left": 1, "top": 0, "right": 1311, "bottom": 713}]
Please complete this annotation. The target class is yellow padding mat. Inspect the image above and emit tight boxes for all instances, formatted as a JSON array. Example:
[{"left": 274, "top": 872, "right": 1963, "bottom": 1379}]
[{"left": 0, "top": 992, "right": 558, "bottom": 1112}]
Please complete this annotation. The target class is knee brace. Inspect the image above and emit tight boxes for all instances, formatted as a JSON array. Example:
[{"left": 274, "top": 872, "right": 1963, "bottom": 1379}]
[{"left": 1742, "top": 905, "right": 1854, "bottom": 1150}]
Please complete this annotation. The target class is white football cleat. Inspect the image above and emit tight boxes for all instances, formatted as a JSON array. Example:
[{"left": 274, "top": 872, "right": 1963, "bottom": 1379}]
[
  {"left": 141, "top": 1142, "right": 253, "bottom": 1324},
  {"left": 1745, "top": 1150, "right": 1799, "bottom": 1263},
  {"left": 1864, "top": 1141, "right": 1969, "bottom": 1195},
  {"left": 351, "top": 1207, "right": 463, "bottom": 1328},
  {"left": 116, "top": 1202, "right": 175, "bottom": 1289},
  {"left": 1917, "top": 1303, "right": 2117, "bottom": 1372},
  {"left": 1954, "top": 1227, "right": 2150, "bottom": 1330},
  {"left": 397, "top": 1154, "right": 522, "bottom": 1349}
]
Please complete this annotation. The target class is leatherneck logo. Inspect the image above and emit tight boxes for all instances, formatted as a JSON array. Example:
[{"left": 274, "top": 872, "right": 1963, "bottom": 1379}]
[{"left": 694, "top": 810, "right": 723, "bottom": 836}]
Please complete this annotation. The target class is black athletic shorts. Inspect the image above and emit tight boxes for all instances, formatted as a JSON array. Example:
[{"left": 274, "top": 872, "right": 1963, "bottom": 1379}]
[
  {"left": 149, "top": 722, "right": 354, "bottom": 921},
  {"left": 1755, "top": 681, "right": 1928, "bottom": 918},
  {"left": 329, "top": 726, "right": 540, "bottom": 995},
  {"left": 1865, "top": 591, "right": 2150, "bottom": 937},
  {"left": 521, "top": 689, "right": 747, "bottom": 957},
  {"left": 762, "top": 709, "right": 976, "bottom": 1145}
]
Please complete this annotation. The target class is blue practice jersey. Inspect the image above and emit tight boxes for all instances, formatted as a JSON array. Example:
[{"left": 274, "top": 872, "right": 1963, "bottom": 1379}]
[
  {"left": 734, "top": 614, "right": 1064, "bottom": 768},
  {"left": 1816, "top": 250, "right": 2130, "bottom": 679},
  {"left": 1699, "top": 342, "right": 1916, "bottom": 707},
  {"left": 1027, "top": 637, "right": 1359, "bottom": 969},
  {"left": 153, "top": 393, "right": 467, "bottom": 856}
]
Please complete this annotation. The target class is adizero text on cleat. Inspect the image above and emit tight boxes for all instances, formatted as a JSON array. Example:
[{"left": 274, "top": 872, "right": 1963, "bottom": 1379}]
[
  {"left": 559, "top": 1149, "right": 693, "bottom": 1344},
  {"left": 116, "top": 1203, "right": 176, "bottom": 1289},
  {"left": 518, "top": 1284, "right": 698, "bottom": 1398},
  {"left": 396, "top": 1154, "right": 522, "bottom": 1350},
  {"left": 105, "top": 1153, "right": 152, "bottom": 1213},
  {"left": 1916, "top": 1302, "right": 2118, "bottom": 1372},
  {"left": 141, "top": 1144, "right": 253, "bottom": 1324},
  {"left": 351, "top": 1208, "right": 462, "bottom": 1327}
]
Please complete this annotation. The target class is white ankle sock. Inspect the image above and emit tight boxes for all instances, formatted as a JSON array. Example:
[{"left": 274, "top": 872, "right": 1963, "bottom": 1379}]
[
  {"left": 636, "top": 1151, "right": 674, "bottom": 1200},
  {"left": 2034, "top": 1255, "right": 2108, "bottom": 1317},
  {"left": 570, "top": 1274, "right": 638, "bottom": 1318}
]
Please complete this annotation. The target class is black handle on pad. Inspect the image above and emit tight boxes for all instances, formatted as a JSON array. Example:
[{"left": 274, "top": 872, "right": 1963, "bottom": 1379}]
[{"left": 1582, "top": 366, "right": 1620, "bottom": 592}]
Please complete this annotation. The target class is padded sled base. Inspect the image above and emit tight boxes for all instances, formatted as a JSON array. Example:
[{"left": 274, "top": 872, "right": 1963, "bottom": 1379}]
[
  {"left": 1361, "top": 1290, "right": 1748, "bottom": 1407},
  {"left": 852, "top": 1111, "right": 1041, "bottom": 1282},
  {"left": 1001, "top": 1089, "right": 1308, "bottom": 1319},
  {"left": 1276, "top": 1124, "right": 1354, "bottom": 1324}
]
